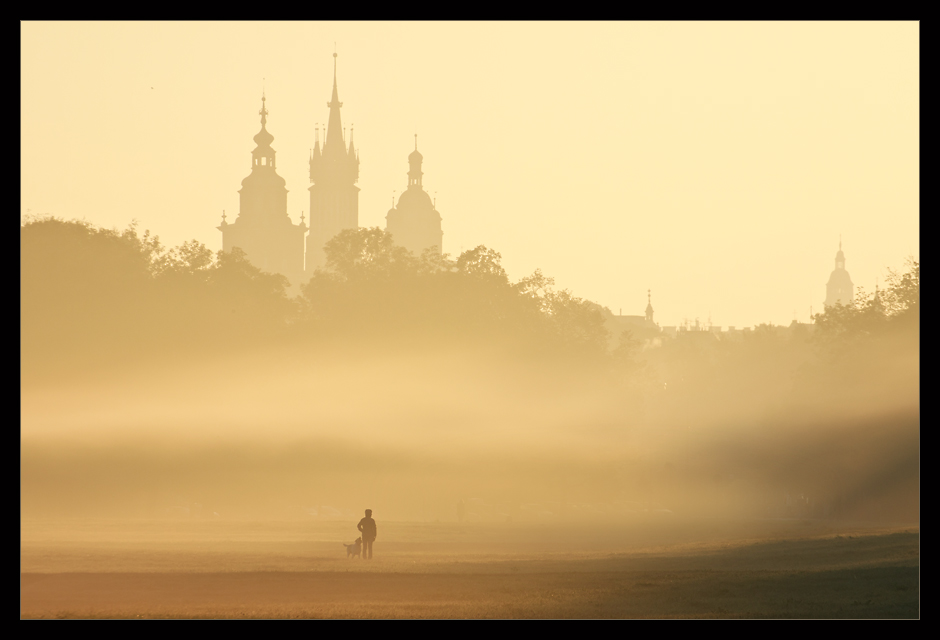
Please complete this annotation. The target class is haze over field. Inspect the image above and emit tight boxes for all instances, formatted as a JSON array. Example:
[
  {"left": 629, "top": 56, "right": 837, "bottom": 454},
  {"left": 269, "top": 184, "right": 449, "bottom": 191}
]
[
  {"left": 21, "top": 214, "right": 918, "bottom": 523},
  {"left": 21, "top": 21, "right": 918, "bottom": 619}
]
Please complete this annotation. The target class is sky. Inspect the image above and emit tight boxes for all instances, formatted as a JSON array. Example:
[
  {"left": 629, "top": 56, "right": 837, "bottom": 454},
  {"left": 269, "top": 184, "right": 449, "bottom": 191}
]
[{"left": 21, "top": 21, "right": 919, "bottom": 328}]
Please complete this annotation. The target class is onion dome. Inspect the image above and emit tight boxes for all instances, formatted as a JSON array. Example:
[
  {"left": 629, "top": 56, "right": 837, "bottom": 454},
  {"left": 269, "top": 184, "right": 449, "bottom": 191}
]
[{"left": 253, "top": 94, "right": 275, "bottom": 151}]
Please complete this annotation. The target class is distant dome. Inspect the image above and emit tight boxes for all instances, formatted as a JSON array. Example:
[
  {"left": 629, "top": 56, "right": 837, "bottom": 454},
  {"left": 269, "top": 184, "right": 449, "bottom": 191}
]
[
  {"left": 241, "top": 169, "right": 286, "bottom": 190},
  {"left": 397, "top": 186, "right": 433, "bottom": 210},
  {"left": 409, "top": 148, "right": 423, "bottom": 163},
  {"left": 827, "top": 268, "right": 852, "bottom": 288}
]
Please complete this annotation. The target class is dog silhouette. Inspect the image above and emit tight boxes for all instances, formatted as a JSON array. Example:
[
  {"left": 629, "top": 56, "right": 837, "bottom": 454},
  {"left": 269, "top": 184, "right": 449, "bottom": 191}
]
[{"left": 344, "top": 537, "right": 362, "bottom": 559}]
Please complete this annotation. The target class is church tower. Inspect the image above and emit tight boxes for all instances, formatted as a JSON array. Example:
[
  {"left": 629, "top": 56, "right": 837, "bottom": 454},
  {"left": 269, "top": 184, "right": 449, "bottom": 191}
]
[
  {"left": 824, "top": 238, "right": 854, "bottom": 308},
  {"left": 385, "top": 136, "right": 443, "bottom": 256},
  {"left": 218, "top": 94, "right": 306, "bottom": 287},
  {"left": 306, "top": 53, "right": 359, "bottom": 274}
]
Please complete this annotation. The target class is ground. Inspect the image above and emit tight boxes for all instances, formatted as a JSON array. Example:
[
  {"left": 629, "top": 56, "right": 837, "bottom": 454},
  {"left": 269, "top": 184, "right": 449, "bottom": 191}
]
[{"left": 20, "top": 517, "right": 919, "bottom": 619}]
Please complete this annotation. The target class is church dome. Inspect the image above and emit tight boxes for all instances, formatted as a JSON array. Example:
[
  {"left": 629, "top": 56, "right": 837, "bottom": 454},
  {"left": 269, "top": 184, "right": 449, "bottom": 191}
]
[
  {"left": 408, "top": 148, "right": 423, "bottom": 163},
  {"left": 241, "top": 168, "right": 286, "bottom": 190},
  {"left": 397, "top": 186, "right": 433, "bottom": 210},
  {"left": 253, "top": 126, "right": 274, "bottom": 150},
  {"left": 827, "top": 268, "right": 852, "bottom": 288}
]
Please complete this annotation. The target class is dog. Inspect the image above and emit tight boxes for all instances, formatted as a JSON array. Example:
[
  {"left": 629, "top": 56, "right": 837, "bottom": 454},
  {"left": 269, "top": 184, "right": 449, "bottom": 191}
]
[{"left": 344, "top": 537, "right": 362, "bottom": 559}]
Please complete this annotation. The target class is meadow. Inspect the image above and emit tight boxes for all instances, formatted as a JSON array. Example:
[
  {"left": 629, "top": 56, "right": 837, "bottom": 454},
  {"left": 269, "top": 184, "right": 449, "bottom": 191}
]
[{"left": 21, "top": 517, "right": 919, "bottom": 619}]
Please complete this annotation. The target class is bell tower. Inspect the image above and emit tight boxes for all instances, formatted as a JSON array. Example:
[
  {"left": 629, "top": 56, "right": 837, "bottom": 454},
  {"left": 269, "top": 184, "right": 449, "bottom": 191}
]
[
  {"left": 306, "top": 53, "right": 360, "bottom": 275},
  {"left": 825, "top": 237, "right": 855, "bottom": 308},
  {"left": 385, "top": 135, "right": 444, "bottom": 256},
  {"left": 218, "top": 94, "right": 306, "bottom": 287}
]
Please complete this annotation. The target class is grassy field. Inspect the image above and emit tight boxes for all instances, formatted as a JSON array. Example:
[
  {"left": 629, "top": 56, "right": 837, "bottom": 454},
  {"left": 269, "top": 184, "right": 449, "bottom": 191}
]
[{"left": 21, "top": 517, "right": 919, "bottom": 619}]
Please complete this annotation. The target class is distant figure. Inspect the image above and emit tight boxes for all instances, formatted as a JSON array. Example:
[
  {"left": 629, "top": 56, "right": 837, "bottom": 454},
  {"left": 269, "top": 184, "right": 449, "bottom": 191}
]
[
  {"left": 357, "top": 509, "right": 377, "bottom": 560},
  {"left": 457, "top": 499, "right": 466, "bottom": 523}
]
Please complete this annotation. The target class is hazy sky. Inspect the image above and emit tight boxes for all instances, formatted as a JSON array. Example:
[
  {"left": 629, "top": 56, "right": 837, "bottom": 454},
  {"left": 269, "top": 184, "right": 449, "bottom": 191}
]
[{"left": 21, "top": 21, "right": 918, "bottom": 328}]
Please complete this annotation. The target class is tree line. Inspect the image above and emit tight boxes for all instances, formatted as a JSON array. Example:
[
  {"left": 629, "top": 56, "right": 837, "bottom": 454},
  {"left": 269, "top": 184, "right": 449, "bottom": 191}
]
[
  {"left": 21, "top": 217, "right": 611, "bottom": 382},
  {"left": 22, "top": 215, "right": 918, "bottom": 424}
]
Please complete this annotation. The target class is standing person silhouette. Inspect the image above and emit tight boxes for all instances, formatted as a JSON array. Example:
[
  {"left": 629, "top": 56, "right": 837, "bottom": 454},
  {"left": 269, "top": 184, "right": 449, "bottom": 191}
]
[{"left": 357, "top": 509, "right": 376, "bottom": 560}]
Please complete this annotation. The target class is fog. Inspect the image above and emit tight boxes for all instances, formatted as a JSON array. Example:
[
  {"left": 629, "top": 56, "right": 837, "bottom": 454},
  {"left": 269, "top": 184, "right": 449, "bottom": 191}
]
[{"left": 22, "top": 320, "right": 918, "bottom": 524}]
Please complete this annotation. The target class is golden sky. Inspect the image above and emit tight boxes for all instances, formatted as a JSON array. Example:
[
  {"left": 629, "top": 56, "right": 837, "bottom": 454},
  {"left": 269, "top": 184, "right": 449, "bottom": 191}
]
[{"left": 21, "top": 21, "right": 918, "bottom": 328}]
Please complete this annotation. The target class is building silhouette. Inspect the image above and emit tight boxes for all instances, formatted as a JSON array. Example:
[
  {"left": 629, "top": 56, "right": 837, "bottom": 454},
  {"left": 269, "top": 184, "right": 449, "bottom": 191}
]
[
  {"left": 218, "top": 93, "right": 306, "bottom": 288},
  {"left": 220, "top": 53, "right": 450, "bottom": 283},
  {"left": 609, "top": 290, "right": 661, "bottom": 342},
  {"left": 824, "top": 239, "right": 854, "bottom": 308},
  {"left": 306, "top": 52, "right": 360, "bottom": 275},
  {"left": 385, "top": 136, "right": 443, "bottom": 256}
]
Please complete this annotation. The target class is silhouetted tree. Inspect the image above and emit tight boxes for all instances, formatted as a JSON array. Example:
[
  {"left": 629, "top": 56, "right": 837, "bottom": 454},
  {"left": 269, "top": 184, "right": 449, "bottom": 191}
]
[
  {"left": 22, "top": 216, "right": 298, "bottom": 382},
  {"left": 320, "top": 226, "right": 417, "bottom": 282},
  {"left": 456, "top": 245, "right": 509, "bottom": 283}
]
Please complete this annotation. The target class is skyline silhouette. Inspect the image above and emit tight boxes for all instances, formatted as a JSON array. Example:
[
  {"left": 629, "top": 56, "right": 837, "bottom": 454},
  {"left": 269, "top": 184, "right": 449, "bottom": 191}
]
[{"left": 21, "top": 22, "right": 919, "bottom": 328}]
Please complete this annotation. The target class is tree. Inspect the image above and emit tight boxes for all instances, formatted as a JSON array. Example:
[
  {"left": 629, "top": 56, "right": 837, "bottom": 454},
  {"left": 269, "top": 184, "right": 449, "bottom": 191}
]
[
  {"left": 417, "top": 247, "right": 457, "bottom": 276},
  {"left": 542, "top": 289, "right": 610, "bottom": 355},
  {"left": 155, "top": 239, "right": 215, "bottom": 276},
  {"left": 812, "top": 256, "right": 918, "bottom": 343},
  {"left": 882, "top": 257, "right": 919, "bottom": 319},
  {"left": 22, "top": 217, "right": 158, "bottom": 381},
  {"left": 513, "top": 269, "right": 555, "bottom": 315},
  {"left": 321, "top": 226, "right": 416, "bottom": 281},
  {"left": 456, "top": 245, "right": 508, "bottom": 283}
]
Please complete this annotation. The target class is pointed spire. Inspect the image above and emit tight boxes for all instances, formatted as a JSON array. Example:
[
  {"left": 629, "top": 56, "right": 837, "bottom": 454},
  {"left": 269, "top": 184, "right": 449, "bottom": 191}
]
[
  {"left": 324, "top": 52, "right": 345, "bottom": 157},
  {"left": 873, "top": 277, "right": 884, "bottom": 311},
  {"left": 251, "top": 94, "right": 275, "bottom": 167},
  {"left": 408, "top": 134, "right": 424, "bottom": 188},
  {"left": 329, "top": 52, "right": 341, "bottom": 108},
  {"left": 348, "top": 124, "right": 356, "bottom": 156}
]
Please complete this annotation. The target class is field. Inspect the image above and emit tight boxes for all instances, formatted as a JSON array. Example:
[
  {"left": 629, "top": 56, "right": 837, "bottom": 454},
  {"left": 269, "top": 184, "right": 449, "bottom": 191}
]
[{"left": 21, "top": 517, "right": 919, "bottom": 619}]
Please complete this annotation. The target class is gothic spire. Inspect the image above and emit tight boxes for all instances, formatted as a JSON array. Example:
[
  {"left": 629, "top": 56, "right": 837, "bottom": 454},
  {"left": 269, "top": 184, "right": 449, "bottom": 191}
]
[{"left": 324, "top": 52, "right": 344, "bottom": 157}]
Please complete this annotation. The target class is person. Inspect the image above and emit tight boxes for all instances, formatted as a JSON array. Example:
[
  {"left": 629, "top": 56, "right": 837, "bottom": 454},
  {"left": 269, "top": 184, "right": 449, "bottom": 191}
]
[{"left": 357, "top": 509, "right": 377, "bottom": 560}]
